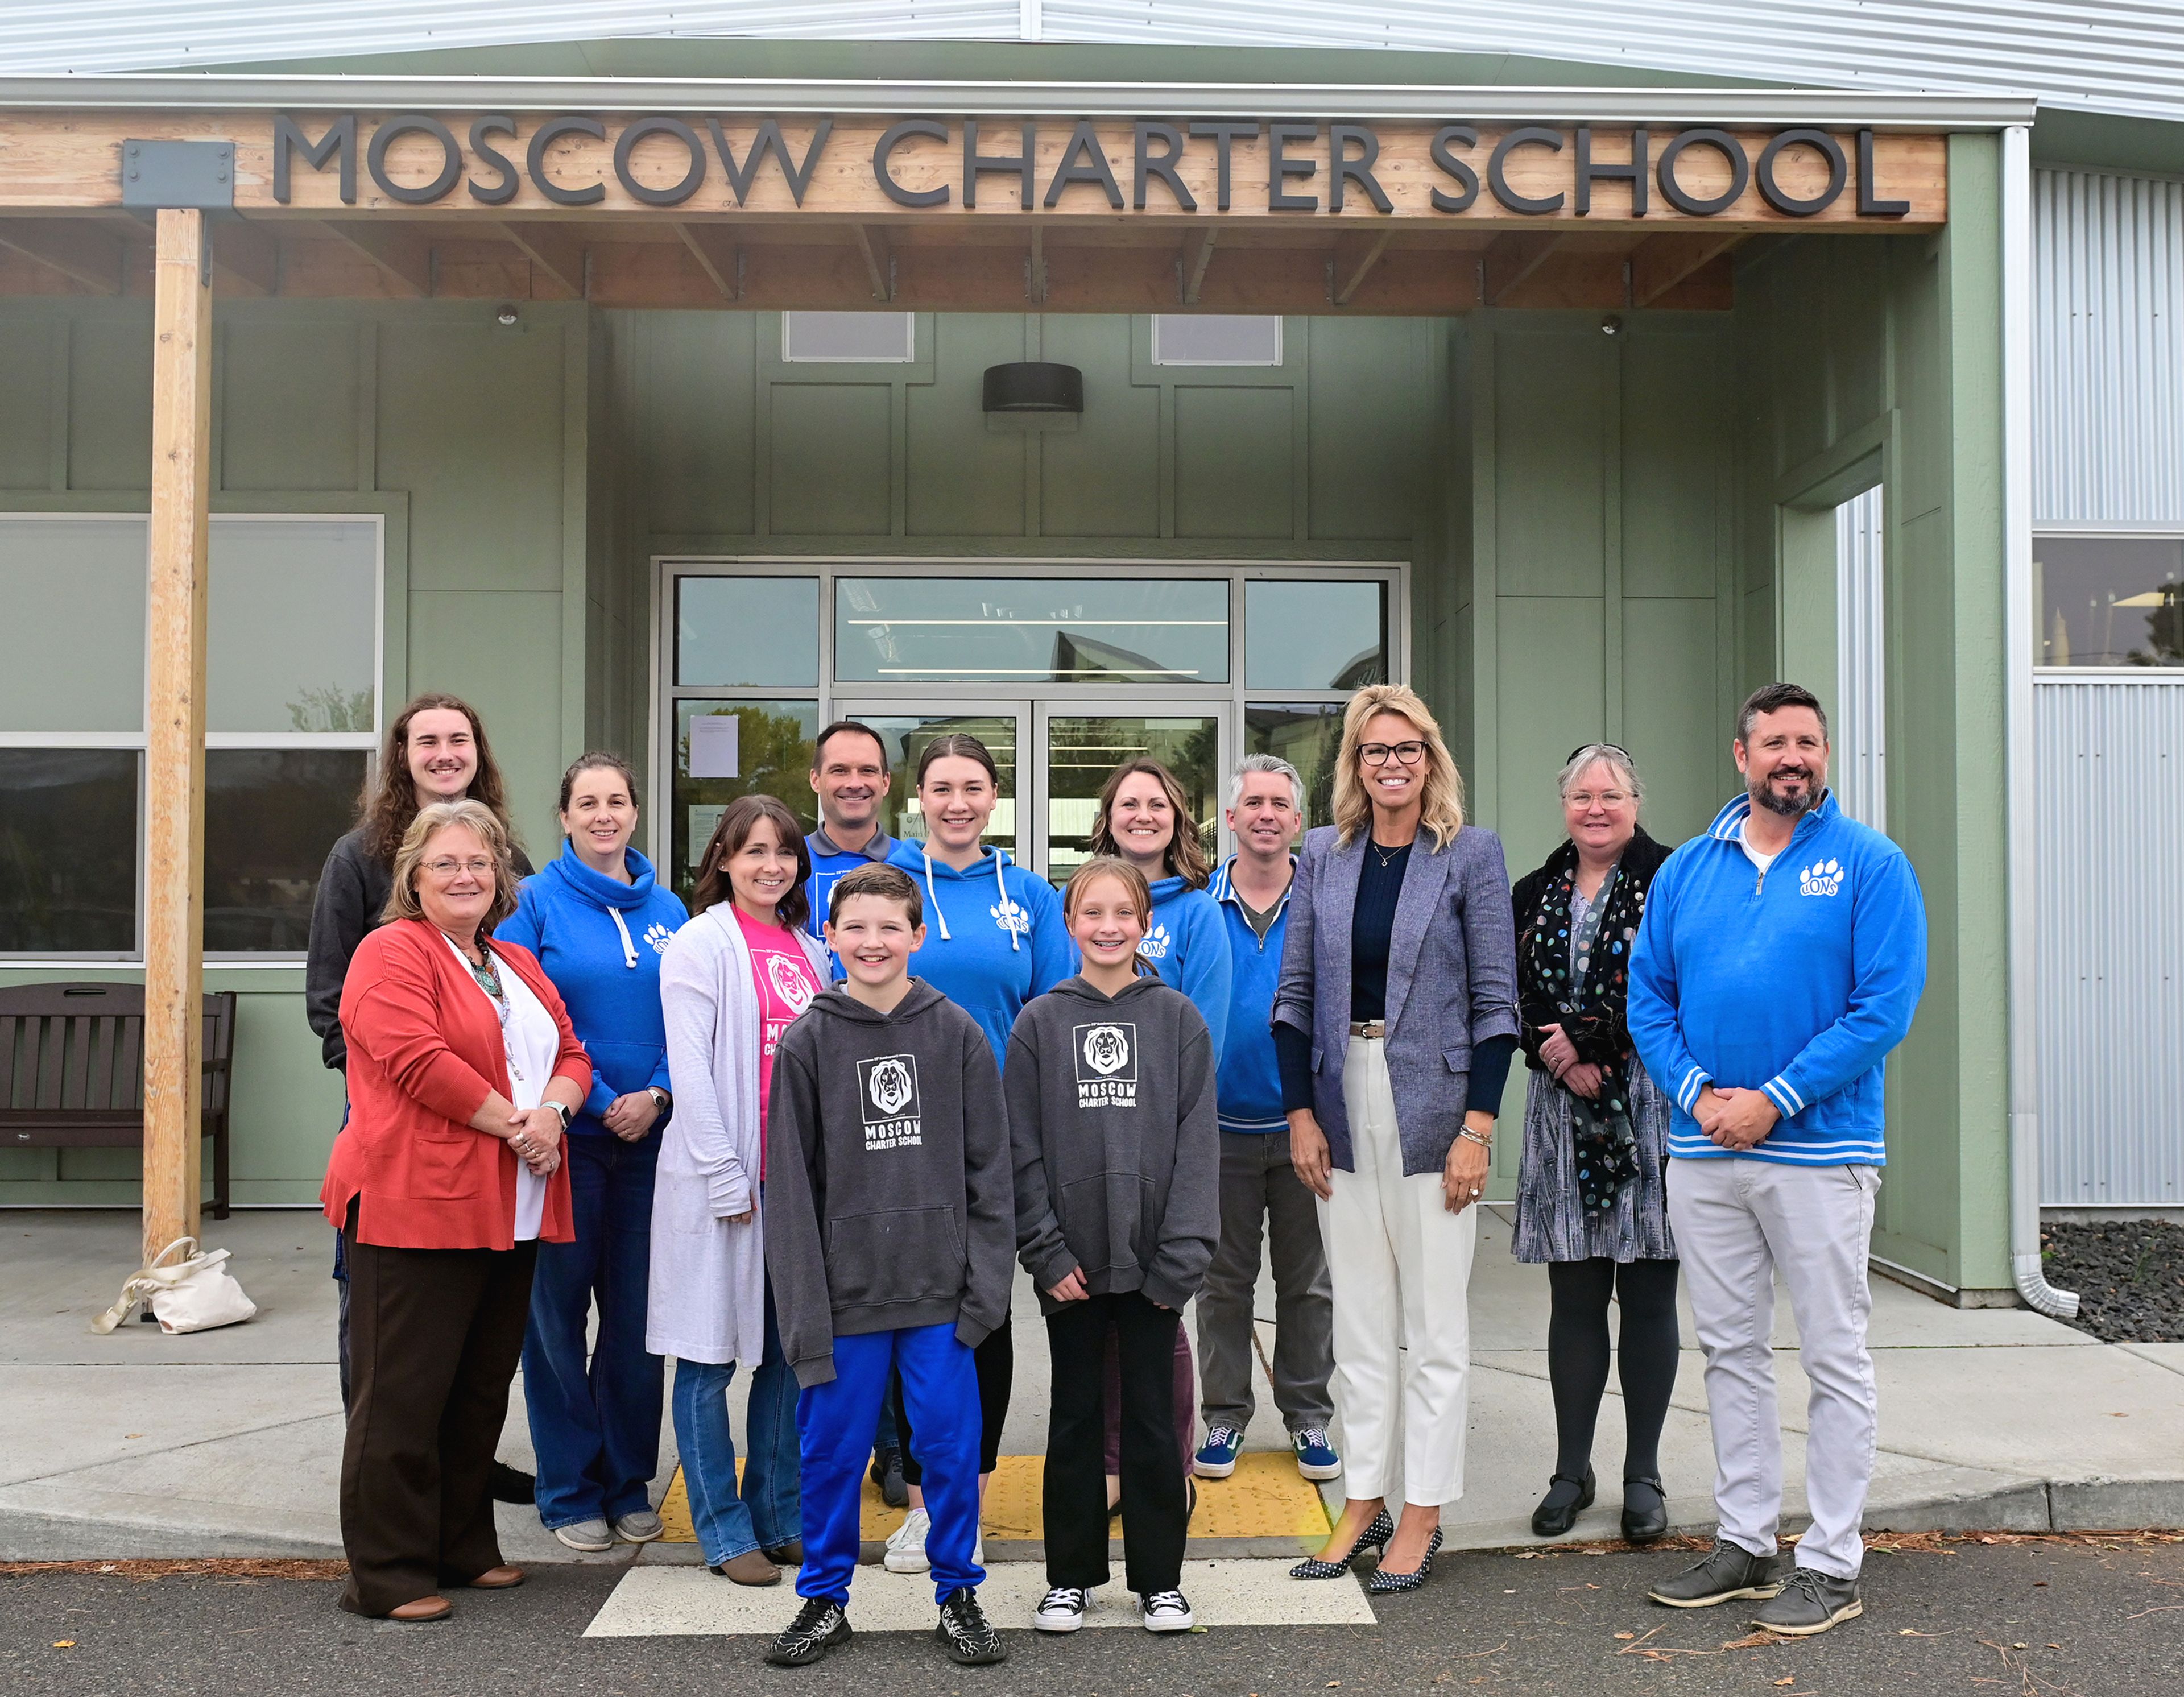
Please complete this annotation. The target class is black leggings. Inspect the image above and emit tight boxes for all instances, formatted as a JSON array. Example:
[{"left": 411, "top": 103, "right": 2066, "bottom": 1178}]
[
  {"left": 1545, "top": 1257, "right": 1680, "bottom": 1483},
  {"left": 896, "top": 1321, "right": 1013, "bottom": 1484}
]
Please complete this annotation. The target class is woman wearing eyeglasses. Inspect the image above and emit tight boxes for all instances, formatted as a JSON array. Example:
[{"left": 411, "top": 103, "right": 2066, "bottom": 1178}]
[
  {"left": 1509, "top": 744, "right": 1678, "bottom": 1544},
  {"left": 1271, "top": 685, "right": 1519, "bottom": 1593}
]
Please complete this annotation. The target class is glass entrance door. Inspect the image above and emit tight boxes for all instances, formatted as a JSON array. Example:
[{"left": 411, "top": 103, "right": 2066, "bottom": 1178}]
[
  {"left": 1039, "top": 706, "right": 1225, "bottom": 888},
  {"left": 848, "top": 704, "right": 1031, "bottom": 867}
]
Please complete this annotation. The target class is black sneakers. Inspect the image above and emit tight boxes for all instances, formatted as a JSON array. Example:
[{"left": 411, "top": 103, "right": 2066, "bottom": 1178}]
[
  {"left": 871, "top": 1446, "right": 909, "bottom": 1510},
  {"left": 936, "top": 1587, "right": 1008, "bottom": 1665},
  {"left": 1751, "top": 1567, "right": 1864, "bottom": 1636},
  {"left": 1646, "top": 1539, "right": 1787, "bottom": 1608},
  {"left": 764, "top": 1597, "right": 851, "bottom": 1667}
]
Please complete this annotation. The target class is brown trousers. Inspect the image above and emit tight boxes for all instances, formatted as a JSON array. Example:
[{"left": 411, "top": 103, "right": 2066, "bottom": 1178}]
[{"left": 339, "top": 1204, "right": 537, "bottom": 1617}]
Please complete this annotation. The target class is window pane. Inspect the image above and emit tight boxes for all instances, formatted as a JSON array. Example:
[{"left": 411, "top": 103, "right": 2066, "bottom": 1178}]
[
  {"left": 677, "top": 576, "right": 821, "bottom": 688},
  {"left": 2036, "top": 536, "right": 2184, "bottom": 667},
  {"left": 204, "top": 749, "right": 369, "bottom": 953},
  {"left": 1246, "top": 580, "right": 1387, "bottom": 689},
  {"left": 0, "top": 748, "right": 136, "bottom": 952},
  {"left": 783, "top": 312, "right": 915, "bottom": 362},
  {"left": 0, "top": 517, "right": 147, "bottom": 734},
  {"left": 1045, "top": 715, "right": 1219, "bottom": 888},
  {"left": 837, "top": 577, "right": 1229, "bottom": 684},
  {"left": 208, "top": 519, "right": 379, "bottom": 734},
  {"left": 1245, "top": 703, "right": 1346, "bottom": 829},
  {"left": 671, "top": 701, "right": 820, "bottom": 901},
  {"left": 854, "top": 714, "right": 1021, "bottom": 863},
  {"left": 1151, "top": 315, "right": 1283, "bottom": 366}
]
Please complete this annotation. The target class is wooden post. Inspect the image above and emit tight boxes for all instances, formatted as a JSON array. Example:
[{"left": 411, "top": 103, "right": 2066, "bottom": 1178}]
[{"left": 142, "top": 207, "right": 213, "bottom": 1266}]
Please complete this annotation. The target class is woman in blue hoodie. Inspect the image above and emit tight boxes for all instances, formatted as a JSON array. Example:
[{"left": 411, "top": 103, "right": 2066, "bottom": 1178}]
[
  {"left": 1087, "top": 756, "right": 1234, "bottom": 1504},
  {"left": 878, "top": 732, "right": 1072, "bottom": 1574},
  {"left": 498, "top": 752, "right": 688, "bottom": 1552}
]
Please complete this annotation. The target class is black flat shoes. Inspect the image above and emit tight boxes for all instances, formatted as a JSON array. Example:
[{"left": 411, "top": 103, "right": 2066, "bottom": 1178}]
[
  {"left": 1621, "top": 1476, "right": 1669, "bottom": 1544},
  {"left": 1530, "top": 1468, "right": 1596, "bottom": 1537}
]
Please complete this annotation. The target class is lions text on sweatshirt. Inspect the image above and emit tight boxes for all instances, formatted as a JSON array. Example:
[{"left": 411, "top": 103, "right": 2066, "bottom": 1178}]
[
  {"left": 1626, "top": 790, "right": 1927, "bottom": 1168},
  {"left": 763, "top": 979, "right": 1016, "bottom": 1388},
  {"left": 885, "top": 838, "right": 1074, "bottom": 1066},
  {"left": 1007, "top": 974, "right": 1220, "bottom": 1317},
  {"left": 495, "top": 841, "right": 686, "bottom": 1133},
  {"left": 1138, "top": 874, "right": 1234, "bottom": 1062}
]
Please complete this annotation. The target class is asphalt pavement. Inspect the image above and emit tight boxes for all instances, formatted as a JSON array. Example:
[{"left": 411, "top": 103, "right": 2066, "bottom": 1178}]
[{"left": 6, "top": 1535, "right": 2179, "bottom": 1697}]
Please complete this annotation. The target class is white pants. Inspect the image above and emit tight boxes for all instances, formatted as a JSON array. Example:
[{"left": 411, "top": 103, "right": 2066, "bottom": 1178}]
[
  {"left": 1667, "top": 1156, "right": 1880, "bottom": 1579},
  {"left": 1318, "top": 1036, "right": 1476, "bottom": 1506}
]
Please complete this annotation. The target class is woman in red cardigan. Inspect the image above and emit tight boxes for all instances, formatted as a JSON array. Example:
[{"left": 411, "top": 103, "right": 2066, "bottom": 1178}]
[{"left": 322, "top": 798, "right": 592, "bottom": 1622}]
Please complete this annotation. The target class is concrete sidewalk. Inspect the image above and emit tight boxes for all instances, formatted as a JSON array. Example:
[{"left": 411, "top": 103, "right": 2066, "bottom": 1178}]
[{"left": 2, "top": 1206, "right": 2180, "bottom": 1562}]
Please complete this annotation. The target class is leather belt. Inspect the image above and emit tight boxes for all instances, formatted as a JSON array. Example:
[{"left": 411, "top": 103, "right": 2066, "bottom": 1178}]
[{"left": 1349, "top": 1020, "right": 1387, "bottom": 1039}]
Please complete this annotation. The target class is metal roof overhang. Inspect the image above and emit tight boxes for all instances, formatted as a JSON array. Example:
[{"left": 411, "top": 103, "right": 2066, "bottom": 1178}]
[{"left": 0, "top": 73, "right": 2040, "bottom": 129}]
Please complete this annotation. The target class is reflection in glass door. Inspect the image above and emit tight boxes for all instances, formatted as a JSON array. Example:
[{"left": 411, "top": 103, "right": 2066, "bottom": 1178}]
[
  {"left": 850, "top": 706, "right": 1029, "bottom": 866},
  {"left": 1041, "top": 710, "right": 1223, "bottom": 888}
]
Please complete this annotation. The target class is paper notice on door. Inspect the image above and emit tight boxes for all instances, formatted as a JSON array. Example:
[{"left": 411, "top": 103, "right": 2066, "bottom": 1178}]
[
  {"left": 689, "top": 804, "right": 726, "bottom": 855},
  {"left": 689, "top": 714, "right": 740, "bottom": 779}
]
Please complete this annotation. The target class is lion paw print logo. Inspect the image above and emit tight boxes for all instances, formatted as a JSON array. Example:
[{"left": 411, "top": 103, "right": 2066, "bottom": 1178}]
[
  {"left": 1798, "top": 858, "right": 1846, "bottom": 897},
  {"left": 1138, "top": 923, "right": 1173, "bottom": 961},
  {"left": 642, "top": 922, "right": 674, "bottom": 955},
  {"left": 990, "top": 896, "right": 1032, "bottom": 936}
]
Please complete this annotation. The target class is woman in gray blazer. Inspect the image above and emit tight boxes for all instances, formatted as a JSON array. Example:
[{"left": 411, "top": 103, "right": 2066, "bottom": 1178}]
[{"left": 1271, "top": 684, "right": 1519, "bottom": 1593}]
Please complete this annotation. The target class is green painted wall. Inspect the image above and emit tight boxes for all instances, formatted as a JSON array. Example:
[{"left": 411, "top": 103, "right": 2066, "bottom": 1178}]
[{"left": 0, "top": 298, "right": 596, "bottom": 1205}]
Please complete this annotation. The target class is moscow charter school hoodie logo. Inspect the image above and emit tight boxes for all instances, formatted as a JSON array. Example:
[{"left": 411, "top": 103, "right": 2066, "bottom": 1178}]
[
  {"left": 858, "top": 1053, "right": 923, "bottom": 1150},
  {"left": 1073, "top": 1022, "right": 1138, "bottom": 1110}
]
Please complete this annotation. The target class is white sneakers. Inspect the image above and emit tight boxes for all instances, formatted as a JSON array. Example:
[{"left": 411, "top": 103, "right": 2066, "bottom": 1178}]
[
  {"left": 1140, "top": 1588, "right": 1196, "bottom": 1632},
  {"left": 883, "top": 1507, "right": 932, "bottom": 1573},
  {"left": 1033, "top": 1585, "right": 1091, "bottom": 1632}
]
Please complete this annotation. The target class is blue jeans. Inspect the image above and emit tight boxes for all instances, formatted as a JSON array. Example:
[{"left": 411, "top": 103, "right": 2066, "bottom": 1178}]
[
  {"left": 523, "top": 1131, "right": 665, "bottom": 1529},
  {"left": 799, "top": 1323, "right": 983, "bottom": 1607},
  {"left": 670, "top": 1284, "right": 801, "bottom": 1563}
]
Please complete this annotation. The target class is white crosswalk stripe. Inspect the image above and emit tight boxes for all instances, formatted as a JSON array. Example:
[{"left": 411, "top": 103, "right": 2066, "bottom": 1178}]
[{"left": 584, "top": 1558, "right": 1377, "bottom": 1637}]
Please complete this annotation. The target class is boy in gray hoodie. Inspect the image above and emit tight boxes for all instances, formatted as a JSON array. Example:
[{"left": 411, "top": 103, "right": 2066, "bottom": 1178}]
[
  {"left": 762, "top": 864, "right": 1014, "bottom": 1670},
  {"left": 1010, "top": 857, "right": 1220, "bottom": 1634}
]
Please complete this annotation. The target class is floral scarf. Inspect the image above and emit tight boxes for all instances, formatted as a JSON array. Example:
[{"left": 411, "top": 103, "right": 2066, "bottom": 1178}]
[{"left": 1518, "top": 834, "right": 1660, "bottom": 1218}]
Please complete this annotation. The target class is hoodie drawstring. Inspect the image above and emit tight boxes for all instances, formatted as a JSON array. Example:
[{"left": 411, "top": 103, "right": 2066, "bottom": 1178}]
[
  {"left": 608, "top": 905, "right": 638, "bottom": 968},
  {"left": 921, "top": 848, "right": 952, "bottom": 942},
  {"left": 996, "top": 850, "right": 1019, "bottom": 952},
  {"left": 919, "top": 846, "right": 1019, "bottom": 950}
]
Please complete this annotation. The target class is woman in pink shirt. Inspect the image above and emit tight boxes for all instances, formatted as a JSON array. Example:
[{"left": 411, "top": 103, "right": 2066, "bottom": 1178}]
[{"left": 650, "top": 795, "right": 828, "bottom": 1586}]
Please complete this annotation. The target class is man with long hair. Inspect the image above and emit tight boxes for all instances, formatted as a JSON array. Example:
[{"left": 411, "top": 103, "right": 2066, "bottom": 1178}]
[{"left": 305, "top": 693, "right": 539, "bottom": 1505}]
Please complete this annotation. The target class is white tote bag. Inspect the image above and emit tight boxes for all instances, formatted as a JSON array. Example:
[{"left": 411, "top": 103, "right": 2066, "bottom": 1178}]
[{"left": 92, "top": 1236, "right": 259, "bottom": 1335}]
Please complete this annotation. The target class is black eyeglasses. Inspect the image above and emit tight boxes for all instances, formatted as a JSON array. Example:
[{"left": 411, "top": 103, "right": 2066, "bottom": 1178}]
[
  {"left": 1359, "top": 740, "right": 1428, "bottom": 768},
  {"left": 1566, "top": 742, "right": 1633, "bottom": 764}
]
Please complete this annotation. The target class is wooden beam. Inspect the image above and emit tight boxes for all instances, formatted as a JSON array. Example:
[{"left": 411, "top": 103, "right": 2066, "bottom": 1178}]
[
  {"left": 850, "top": 223, "right": 892, "bottom": 302},
  {"left": 674, "top": 222, "right": 739, "bottom": 300},
  {"left": 210, "top": 218, "right": 279, "bottom": 296},
  {"left": 499, "top": 221, "right": 586, "bottom": 297},
  {"left": 1481, "top": 231, "right": 1563, "bottom": 305},
  {"left": 1179, "top": 226, "right": 1217, "bottom": 306},
  {"left": 1629, "top": 230, "right": 1746, "bottom": 307},
  {"left": 316, "top": 220, "right": 431, "bottom": 297},
  {"left": 142, "top": 207, "right": 212, "bottom": 1268},
  {"left": 1330, "top": 229, "right": 1394, "bottom": 306},
  {"left": 0, "top": 217, "right": 126, "bottom": 293},
  {"left": 1028, "top": 222, "right": 1046, "bottom": 304}
]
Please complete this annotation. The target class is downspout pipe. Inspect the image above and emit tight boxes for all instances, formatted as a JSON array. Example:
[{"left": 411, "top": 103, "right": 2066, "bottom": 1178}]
[{"left": 2000, "top": 122, "right": 2078, "bottom": 1319}]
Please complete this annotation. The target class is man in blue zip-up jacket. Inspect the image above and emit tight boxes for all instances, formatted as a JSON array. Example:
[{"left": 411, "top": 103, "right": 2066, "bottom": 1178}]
[
  {"left": 1190, "top": 756, "right": 1340, "bottom": 1487},
  {"left": 1628, "top": 684, "right": 1926, "bottom": 1637}
]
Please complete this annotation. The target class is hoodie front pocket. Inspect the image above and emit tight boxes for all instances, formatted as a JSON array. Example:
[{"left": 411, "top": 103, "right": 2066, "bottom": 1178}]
[
  {"left": 1058, "top": 1172, "right": 1159, "bottom": 1277},
  {"left": 825, "top": 1208, "right": 965, "bottom": 1308}
]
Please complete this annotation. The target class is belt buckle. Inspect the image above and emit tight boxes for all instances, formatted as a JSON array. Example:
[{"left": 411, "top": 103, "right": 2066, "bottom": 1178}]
[{"left": 1351, "top": 1019, "right": 1386, "bottom": 1040}]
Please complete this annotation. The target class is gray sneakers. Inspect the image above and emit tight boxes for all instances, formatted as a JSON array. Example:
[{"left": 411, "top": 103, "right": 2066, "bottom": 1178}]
[
  {"left": 1646, "top": 1538, "right": 1786, "bottom": 1608},
  {"left": 552, "top": 1518, "right": 614, "bottom": 1553},
  {"left": 1751, "top": 1567, "right": 1864, "bottom": 1635},
  {"left": 615, "top": 1509, "right": 665, "bottom": 1543}
]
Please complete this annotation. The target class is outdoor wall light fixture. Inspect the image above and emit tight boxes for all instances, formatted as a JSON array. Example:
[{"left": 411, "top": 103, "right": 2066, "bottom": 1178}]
[
  {"left": 982, "top": 361, "right": 1085, "bottom": 432},
  {"left": 495, "top": 303, "right": 520, "bottom": 326},
  {"left": 1600, "top": 314, "right": 1624, "bottom": 336}
]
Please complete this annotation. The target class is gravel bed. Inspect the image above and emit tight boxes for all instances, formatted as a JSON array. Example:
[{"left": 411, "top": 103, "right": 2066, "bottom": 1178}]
[{"left": 2040, "top": 1219, "right": 2184, "bottom": 1343}]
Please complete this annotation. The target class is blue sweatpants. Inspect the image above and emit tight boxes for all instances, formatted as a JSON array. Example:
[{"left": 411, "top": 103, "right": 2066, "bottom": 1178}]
[{"left": 797, "top": 1323, "right": 983, "bottom": 1607}]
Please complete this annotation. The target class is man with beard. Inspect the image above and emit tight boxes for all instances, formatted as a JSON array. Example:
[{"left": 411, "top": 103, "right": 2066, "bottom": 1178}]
[{"left": 1625, "top": 682, "right": 1927, "bottom": 1638}]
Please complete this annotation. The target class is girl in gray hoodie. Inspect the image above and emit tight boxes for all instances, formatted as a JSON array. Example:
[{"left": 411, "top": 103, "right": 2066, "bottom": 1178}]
[{"left": 1008, "top": 857, "right": 1219, "bottom": 1635}]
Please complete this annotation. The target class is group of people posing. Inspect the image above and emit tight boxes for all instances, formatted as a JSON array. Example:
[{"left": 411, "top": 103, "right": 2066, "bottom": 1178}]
[{"left": 309, "top": 674, "right": 1926, "bottom": 1664}]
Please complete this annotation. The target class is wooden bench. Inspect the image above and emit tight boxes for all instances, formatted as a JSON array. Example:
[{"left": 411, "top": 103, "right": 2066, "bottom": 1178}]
[{"left": 0, "top": 982, "right": 236, "bottom": 1219}]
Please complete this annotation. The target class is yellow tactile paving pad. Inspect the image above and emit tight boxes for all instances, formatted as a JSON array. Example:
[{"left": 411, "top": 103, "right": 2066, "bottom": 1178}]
[{"left": 658, "top": 1450, "right": 1329, "bottom": 1543}]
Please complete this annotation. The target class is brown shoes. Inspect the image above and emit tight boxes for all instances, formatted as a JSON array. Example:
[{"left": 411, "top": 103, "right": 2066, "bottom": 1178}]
[
  {"left": 387, "top": 1596, "right": 453, "bottom": 1623},
  {"left": 464, "top": 1566, "right": 526, "bottom": 1590},
  {"left": 709, "top": 1549, "right": 783, "bottom": 1586}
]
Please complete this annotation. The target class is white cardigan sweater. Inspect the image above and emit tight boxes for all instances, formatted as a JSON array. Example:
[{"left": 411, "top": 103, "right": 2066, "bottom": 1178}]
[{"left": 646, "top": 904, "right": 828, "bottom": 1367}]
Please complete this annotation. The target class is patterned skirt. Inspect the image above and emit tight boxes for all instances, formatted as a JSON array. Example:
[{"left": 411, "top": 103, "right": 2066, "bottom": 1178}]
[{"left": 1511, "top": 1057, "right": 1676, "bottom": 1264}]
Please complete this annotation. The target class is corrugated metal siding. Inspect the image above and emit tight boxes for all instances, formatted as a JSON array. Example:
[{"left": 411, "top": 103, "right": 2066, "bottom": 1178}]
[
  {"left": 2034, "top": 675, "right": 2184, "bottom": 1205},
  {"left": 1834, "top": 486, "right": 1887, "bottom": 831},
  {"left": 2034, "top": 166, "right": 2184, "bottom": 524},
  {"left": 7, "top": 1, "right": 2184, "bottom": 123}
]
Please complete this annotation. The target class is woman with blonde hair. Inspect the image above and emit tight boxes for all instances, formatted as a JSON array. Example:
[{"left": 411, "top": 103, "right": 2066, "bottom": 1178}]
[{"left": 1272, "top": 684, "right": 1519, "bottom": 1593}]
